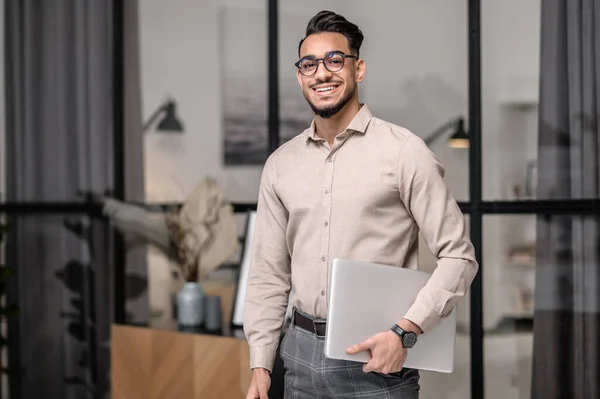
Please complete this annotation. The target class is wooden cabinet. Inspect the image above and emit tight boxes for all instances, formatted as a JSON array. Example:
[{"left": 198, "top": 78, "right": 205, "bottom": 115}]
[{"left": 111, "top": 324, "right": 251, "bottom": 399}]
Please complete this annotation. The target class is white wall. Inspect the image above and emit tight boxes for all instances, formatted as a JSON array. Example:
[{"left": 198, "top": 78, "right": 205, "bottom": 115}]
[
  {"left": 140, "top": 0, "right": 266, "bottom": 204},
  {"left": 482, "top": 0, "right": 540, "bottom": 201}
]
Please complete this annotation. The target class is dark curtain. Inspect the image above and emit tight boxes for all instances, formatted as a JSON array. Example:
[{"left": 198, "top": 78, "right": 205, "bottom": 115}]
[
  {"left": 122, "top": 0, "right": 149, "bottom": 328},
  {"left": 532, "top": 1, "right": 600, "bottom": 398},
  {"left": 4, "top": 1, "right": 147, "bottom": 398}
]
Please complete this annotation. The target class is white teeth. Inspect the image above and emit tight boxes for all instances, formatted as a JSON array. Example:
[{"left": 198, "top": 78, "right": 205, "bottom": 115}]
[{"left": 315, "top": 86, "right": 336, "bottom": 92}]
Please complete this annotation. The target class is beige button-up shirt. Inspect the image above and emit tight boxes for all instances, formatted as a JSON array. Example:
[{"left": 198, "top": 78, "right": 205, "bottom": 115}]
[{"left": 243, "top": 104, "right": 478, "bottom": 371}]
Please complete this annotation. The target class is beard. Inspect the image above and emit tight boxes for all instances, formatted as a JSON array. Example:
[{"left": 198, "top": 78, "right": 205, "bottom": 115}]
[{"left": 304, "top": 82, "right": 356, "bottom": 119}]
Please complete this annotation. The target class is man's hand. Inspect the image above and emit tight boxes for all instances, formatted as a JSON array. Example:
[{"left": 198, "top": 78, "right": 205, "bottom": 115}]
[
  {"left": 246, "top": 368, "right": 271, "bottom": 399},
  {"left": 346, "top": 330, "right": 407, "bottom": 374}
]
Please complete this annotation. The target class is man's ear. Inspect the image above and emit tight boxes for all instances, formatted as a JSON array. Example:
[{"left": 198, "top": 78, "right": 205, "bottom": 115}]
[{"left": 355, "top": 58, "right": 366, "bottom": 83}]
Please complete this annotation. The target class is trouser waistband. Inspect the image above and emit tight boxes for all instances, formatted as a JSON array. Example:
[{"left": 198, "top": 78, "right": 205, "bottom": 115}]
[{"left": 292, "top": 308, "right": 327, "bottom": 336}]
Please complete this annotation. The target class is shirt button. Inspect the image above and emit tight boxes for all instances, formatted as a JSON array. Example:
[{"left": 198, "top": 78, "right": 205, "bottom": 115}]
[
  {"left": 328, "top": 158, "right": 333, "bottom": 163},
  {"left": 321, "top": 290, "right": 326, "bottom": 296},
  {"left": 324, "top": 189, "right": 330, "bottom": 194},
  {"left": 321, "top": 256, "right": 326, "bottom": 262},
  {"left": 324, "top": 221, "right": 329, "bottom": 227}
]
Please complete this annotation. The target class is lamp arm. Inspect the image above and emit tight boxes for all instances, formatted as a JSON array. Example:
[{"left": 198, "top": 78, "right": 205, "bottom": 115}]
[
  {"left": 142, "top": 102, "right": 168, "bottom": 132},
  {"left": 424, "top": 118, "right": 461, "bottom": 145}
]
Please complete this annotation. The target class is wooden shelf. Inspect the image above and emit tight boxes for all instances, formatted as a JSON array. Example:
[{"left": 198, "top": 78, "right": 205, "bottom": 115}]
[{"left": 111, "top": 324, "right": 251, "bottom": 399}]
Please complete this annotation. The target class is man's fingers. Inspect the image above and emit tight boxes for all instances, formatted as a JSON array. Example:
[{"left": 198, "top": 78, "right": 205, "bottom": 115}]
[
  {"left": 363, "top": 360, "right": 376, "bottom": 373},
  {"left": 346, "top": 338, "right": 373, "bottom": 354},
  {"left": 245, "top": 384, "right": 258, "bottom": 399},
  {"left": 258, "top": 381, "right": 269, "bottom": 399}
]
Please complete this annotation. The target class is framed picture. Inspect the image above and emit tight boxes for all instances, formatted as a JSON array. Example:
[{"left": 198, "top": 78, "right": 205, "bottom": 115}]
[{"left": 231, "top": 210, "right": 257, "bottom": 328}]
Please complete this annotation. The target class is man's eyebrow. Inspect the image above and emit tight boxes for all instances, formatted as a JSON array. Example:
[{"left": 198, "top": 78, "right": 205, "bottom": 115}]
[{"left": 299, "top": 50, "right": 344, "bottom": 59}]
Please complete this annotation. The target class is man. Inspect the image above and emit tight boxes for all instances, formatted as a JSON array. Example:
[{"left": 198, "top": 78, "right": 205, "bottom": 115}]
[{"left": 244, "top": 10, "right": 478, "bottom": 399}]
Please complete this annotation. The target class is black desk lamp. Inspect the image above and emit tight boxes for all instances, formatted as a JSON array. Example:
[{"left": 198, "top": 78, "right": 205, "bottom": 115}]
[
  {"left": 143, "top": 99, "right": 184, "bottom": 133},
  {"left": 424, "top": 117, "right": 469, "bottom": 148}
]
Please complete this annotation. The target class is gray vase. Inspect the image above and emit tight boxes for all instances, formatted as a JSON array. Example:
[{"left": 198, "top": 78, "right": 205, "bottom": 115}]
[{"left": 177, "top": 282, "right": 205, "bottom": 327}]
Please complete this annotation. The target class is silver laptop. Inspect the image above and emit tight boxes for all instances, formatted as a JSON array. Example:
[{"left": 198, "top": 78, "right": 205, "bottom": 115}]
[{"left": 324, "top": 258, "right": 457, "bottom": 373}]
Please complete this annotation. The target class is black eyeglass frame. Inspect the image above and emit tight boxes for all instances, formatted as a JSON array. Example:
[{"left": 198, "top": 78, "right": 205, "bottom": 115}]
[{"left": 294, "top": 51, "right": 358, "bottom": 76}]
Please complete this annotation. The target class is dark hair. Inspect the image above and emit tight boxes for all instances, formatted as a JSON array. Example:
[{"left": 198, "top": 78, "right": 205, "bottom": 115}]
[{"left": 298, "top": 10, "right": 364, "bottom": 57}]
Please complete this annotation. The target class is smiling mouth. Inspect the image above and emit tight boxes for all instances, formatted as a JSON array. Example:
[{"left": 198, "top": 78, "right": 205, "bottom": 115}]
[{"left": 312, "top": 84, "right": 341, "bottom": 96}]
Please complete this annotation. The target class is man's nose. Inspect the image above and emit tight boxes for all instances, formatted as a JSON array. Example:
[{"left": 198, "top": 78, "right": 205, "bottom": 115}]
[{"left": 314, "top": 60, "right": 333, "bottom": 81}]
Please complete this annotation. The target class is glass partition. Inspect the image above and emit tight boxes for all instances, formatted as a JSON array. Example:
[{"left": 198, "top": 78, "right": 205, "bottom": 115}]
[
  {"left": 419, "top": 215, "right": 471, "bottom": 398},
  {"left": 483, "top": 213, "right": 600, "bottom": 398}
]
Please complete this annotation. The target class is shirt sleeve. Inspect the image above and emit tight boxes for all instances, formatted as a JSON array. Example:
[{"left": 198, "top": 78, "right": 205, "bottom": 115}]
[
  {"left": 397, "top": 134, "right": 479, "bottom": 333},
  {"left": 243, "top": 155, "right": 292, "bottom": 372}
]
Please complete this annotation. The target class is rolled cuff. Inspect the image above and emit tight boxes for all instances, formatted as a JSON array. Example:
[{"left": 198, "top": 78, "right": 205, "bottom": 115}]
[
  {"left": 403, "top": 301, "right": 442, "bottom": 333},
  {"left": 249, "top": 343, "right": 279, "bottom": 372}
]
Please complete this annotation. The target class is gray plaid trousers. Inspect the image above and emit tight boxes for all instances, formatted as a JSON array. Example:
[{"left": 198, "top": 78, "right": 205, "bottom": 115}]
[{"left": 279, "top": 323, "right": 420, "bottom": 398}]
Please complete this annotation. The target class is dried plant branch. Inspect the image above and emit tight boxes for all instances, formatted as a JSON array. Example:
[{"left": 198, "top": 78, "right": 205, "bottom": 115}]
[
  {"left": 102, "top": 176, "right": 240, "bottom": 283},
  {"left": 165, "top": 194, "right": 230, "bottom": 282},
  {"left": 166, "top": 211, "right": 199, "bottom": 282}
]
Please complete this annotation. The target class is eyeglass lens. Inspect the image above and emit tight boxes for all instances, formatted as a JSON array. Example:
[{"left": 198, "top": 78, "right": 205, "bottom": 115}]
[{"left": 299, "top": 53, "right": 345, "bottom": 75}]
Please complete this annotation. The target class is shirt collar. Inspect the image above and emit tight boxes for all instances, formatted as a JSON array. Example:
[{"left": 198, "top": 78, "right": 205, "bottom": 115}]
[{"left": 304, "top": 104, "right": 373, "bottom": 143}]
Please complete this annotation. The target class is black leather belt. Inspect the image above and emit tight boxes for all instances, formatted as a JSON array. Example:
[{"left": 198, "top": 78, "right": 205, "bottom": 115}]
[{"left": 292, "top": 309, "right": 327, "bottom": 336}]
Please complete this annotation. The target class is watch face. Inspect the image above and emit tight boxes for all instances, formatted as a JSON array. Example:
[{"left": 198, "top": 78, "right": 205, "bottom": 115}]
[{"left": 403, "top": 332, "right": 417, "bottom": 348}]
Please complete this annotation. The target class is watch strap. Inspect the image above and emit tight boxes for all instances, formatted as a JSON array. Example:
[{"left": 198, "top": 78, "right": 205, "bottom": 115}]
[{"left": 390, "top": 324, "right": 417, "bottom": 348}]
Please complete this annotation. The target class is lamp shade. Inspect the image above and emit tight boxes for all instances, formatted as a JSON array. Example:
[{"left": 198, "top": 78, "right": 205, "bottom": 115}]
[
  {"left": 448, "top": 118, "right": 469, "bottom": 148},
  {"left": 156, "top": 101, "right": 184, "bottom": 132}
]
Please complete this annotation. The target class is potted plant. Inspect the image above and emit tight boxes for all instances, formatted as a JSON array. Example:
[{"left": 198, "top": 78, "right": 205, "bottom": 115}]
[
  {"left": 101, "top": 176, "right": 240, "bottom": 329},
  {"left": 166, "top": 211, "right": 205, "bottom": 328}
]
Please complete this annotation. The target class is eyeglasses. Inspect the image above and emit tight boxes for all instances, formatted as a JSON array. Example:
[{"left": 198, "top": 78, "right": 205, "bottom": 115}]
[{"left": 295, "top": 51, "right": 358, "bottom": 76}]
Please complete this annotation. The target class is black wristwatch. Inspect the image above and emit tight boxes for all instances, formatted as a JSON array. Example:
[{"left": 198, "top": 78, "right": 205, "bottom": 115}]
[{"left": 390, "top": 324, "right": 418, "bottom": 348}]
